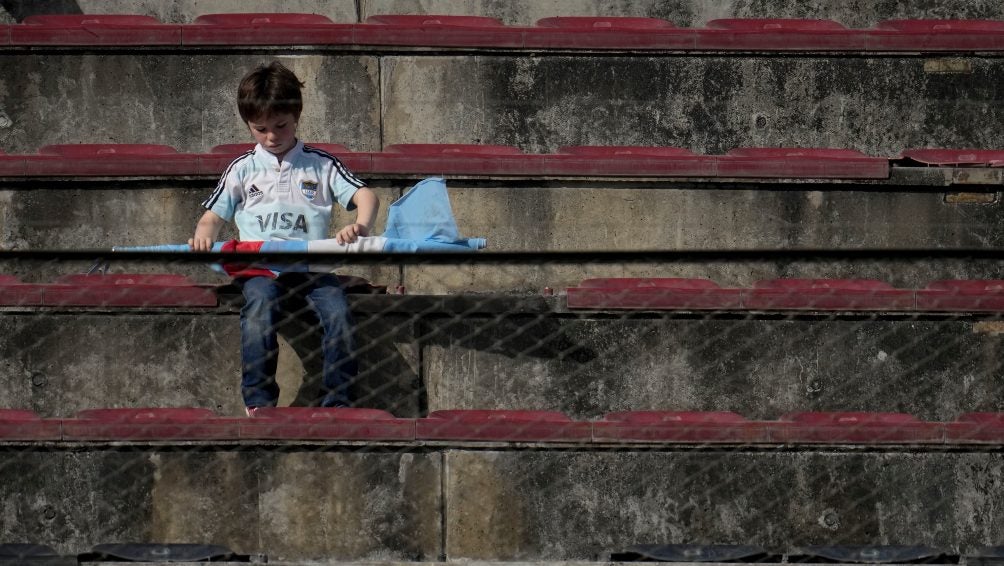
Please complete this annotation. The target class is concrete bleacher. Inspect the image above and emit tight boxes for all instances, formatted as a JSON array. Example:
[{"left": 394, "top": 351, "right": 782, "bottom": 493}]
[{"left": 2, "top": 0, "right": 1004, "bottom": 563}]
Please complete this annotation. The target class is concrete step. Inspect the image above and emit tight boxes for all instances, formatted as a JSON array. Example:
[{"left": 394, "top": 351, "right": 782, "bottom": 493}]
[
  {"left": 1, "top": 300, "right": 1002, "bottom": 420},
  {"left": 0, "top": 444, "right": 1000, "bottom": 561}
]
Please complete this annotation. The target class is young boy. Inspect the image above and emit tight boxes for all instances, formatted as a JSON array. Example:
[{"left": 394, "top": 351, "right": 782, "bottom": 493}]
[{"left": 189, "top": 61, "right": 379, "bottom": 412}]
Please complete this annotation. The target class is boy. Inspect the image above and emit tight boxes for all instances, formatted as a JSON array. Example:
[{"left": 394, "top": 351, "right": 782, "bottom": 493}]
[{"left": 190, "top": 61, "right": 379, "bottom": 412}]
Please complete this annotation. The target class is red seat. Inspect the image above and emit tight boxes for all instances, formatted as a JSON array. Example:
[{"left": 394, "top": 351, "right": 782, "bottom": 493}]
[
  {"left": 535, "top": 17, "right": 675, "bottom": 30},
  {"left": 43, "top": 273, "right": 217, "bottom": 308},
  {"left": 877, "top": 19, "right": 1004, "bottom": 32},
  {"left": 916, "top": 280, "right": 1004, "bottom": 312},
  {"left": 770, "top": 412, "right": 944, "bottom": 444},
  {"left": 946, "top": 413, "right": 1004, "bottom": 443},
  {"left": 374, "top": 144, "right": 537, "bottom": 176},
  {"left": 359, "top": 15, "right": 522, "bottom": 48},
  {"left": 700, "top": 19, "right": 858, "bottom": 51},
  {"left": 550, "top": 146, "right": 713, "bottom": 177},
  {"left": 708, "top": 19, "right": 847, "bottom": 31},
  {"left": 417, "top": 410, "right": 592, "bottom": 442},
  {"left": 593, "top": 411, "right": 769, "bottom": 443},
  {"left": 0, "top": 275, "right": 43, "bottom": 306},
  {"left": 0, "top": 409, "right": 61, "bottom": 440},
  {"left": 240, "top": 407, "right": 415, "bottom": 440},
  {"left": 743, "top": 279, "right": 915, "bottom": 311},
  {"left": 365, "top": 15, "right": 506, "bottom": 27},
  {"left": 29, "top": 144, "right": 197, "bottom": 176},
  {"left": 567, "top": 278, "right": 742, "bottom": 310},
  {"left": 12, "top": 14, "right": 180, "bottom": 46},
  {"left": 899, "top": 149, "right": 1004, "bottom": 167},
  {"left": 721, "top": 148, "right": 888, "bottom": 179},
  {"left": 184, "top": 13, "right": 346, "bottom": 46},
  {"left": 871, "top": 20, "right": 1004, "bottom": 51},
  {"left": 61, "top": 408, "right": 239, "bottom": 440}
]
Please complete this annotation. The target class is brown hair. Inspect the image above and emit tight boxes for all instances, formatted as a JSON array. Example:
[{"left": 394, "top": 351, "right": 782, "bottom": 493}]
[{"left": 237, "top": 61, "right": 305, "bottom": 123}]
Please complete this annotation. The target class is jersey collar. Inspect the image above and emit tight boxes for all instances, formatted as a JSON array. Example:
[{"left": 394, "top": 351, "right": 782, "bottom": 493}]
[{"left": 253, "top": 139, "right": 304, "bottom": 168}]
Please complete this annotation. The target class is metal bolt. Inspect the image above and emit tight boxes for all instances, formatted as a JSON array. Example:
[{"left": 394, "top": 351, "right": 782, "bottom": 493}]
[
  {"left": 42, "top": 506, "right": 56, "bottom": 521},
  {"left": 755, "top": 114, "right": 768, "bottom": 128}
]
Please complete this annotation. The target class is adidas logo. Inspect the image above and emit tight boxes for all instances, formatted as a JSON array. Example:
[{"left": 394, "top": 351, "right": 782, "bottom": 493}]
[{"left": 248, "top": 185, "right": 263, "bottom": 199}]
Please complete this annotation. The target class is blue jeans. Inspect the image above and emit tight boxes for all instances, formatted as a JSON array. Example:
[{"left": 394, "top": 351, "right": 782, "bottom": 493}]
[{"left": 237, "top": 274, "right": 357, "bottom": 409}]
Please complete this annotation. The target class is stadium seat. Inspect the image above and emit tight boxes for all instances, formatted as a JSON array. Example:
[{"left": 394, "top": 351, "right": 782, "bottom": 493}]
[
  {"left": 945, "top": 413, "right": 1004, "bottom": 444},
  {"left": 916, "top": 280, "right": 1004, "bottom": 312},
  {"left": 61, "top": 408, "right": 239, "bottom": 441},
  {"left": 566, "top": 278, "right": 743, "bottom": 310},
  {"left": 417, "top": 410, "right": 592, "bottom": 442},
  {"left": 0, "top": 409, "right": 60, "bottom": 440},
  {"left": 30, "top": 144, "right": 198, "bottom": 176},
  {"left": 0, "top": 275, "right": 44, "bottom": 307},
  {"left": 592, "top": 411, "right": 769, "bottom": 443},
  {"left": 770, "top": 412, "right": 944, "bottom": 444},
  {"left": 185, "top": 13, "right": 346, "bottom": 46},
  {"left": 743, "top": 279, "right": 915, "bottom": 311},
  {"left": 43, "top": 274, "right": 218, "bottom": 308},
  {"left": 239, "top": 407, "right": 415, "bottom": 440},
  {"left": 11, "top": 14, "right": 180, "bottom": 46}
]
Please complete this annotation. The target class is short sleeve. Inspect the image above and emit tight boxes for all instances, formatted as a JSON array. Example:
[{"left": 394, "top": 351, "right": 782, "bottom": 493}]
[
  {"left": 201, "top": 155, "right": 248, "bottom": 221},
  {"left": 327, "top": 157, "right": 366, "bottom": 211}
]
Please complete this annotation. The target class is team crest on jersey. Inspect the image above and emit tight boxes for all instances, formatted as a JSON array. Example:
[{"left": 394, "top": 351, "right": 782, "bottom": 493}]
[
  {"left": 300, "top": 180, "right": 318, "bottom": 200},
  {"left": 247, "top": 185, "right": 263, "bottom": 200}
]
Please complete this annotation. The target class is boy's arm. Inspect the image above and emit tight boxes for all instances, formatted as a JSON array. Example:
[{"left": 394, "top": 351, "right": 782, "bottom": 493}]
[
  {"left": 335, "top": 187, "right": 380, "bottom": 244},
  {"left": 189, "top": 210, "right": 226, "bottom": 251}
]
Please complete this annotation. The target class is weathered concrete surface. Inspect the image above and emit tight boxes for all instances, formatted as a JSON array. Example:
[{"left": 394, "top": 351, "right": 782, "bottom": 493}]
[
  {"left": 3, "top": 0, "right": 1003, "bottom": 28},
  {"left": 0, "top": 1, "right": 358, "bottom": 23},
  {"left": 382, "top": 56, "right": 1004, "bottom": 155},
  {"left": 0, "top": 54, "right": 379, "bottom": 153},
  {"left": 444, "top": 450, "right": 1004, "bottom": 560},
  {"left": 0, "top": 449, "right": 441, "bottom": 561},
  {"left": 5, "top": 308, "right": 1002, "bottom": 420},
  {"left": 7, "top": 182, "right": 1003, "bottom": 293},
  {"left": 403, "top": 184, "right": 1004, "bottom": 293},
  {"left": 0, "top": 53, "right": 1001, "bottom": 156},
  {"left": 362, "top": 0, "right": 1004, "bottom": 28},
  {"left": 423, "top": 317, "right": 1004, "bottom": 421},
  {"left": 0, "top": 312, "right": 422, "bottom": 417}
]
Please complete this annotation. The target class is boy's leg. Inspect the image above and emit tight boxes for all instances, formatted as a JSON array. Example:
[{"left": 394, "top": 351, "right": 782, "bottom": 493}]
[
  {"left": 237, "top": 276, "right": 283, "bottom": 409},
  {"left": 305, "top": 274, "right": 357, "bottom": 408}
]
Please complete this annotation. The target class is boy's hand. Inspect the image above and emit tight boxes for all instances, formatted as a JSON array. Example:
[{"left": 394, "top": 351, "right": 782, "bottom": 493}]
[
  {"left": 188, "top": 236, "right": 215, "bottom": 252},
  {"left": 335, "top": 223, "right": 369, "bottom": 244}
]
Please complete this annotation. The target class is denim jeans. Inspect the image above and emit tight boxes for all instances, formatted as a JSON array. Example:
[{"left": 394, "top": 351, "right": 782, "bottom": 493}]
[{"left": 237, "top": 273, "right": 357, "bottom": 409}]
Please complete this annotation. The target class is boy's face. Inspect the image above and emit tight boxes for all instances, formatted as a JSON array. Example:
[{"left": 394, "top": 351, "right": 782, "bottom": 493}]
[{"left": 247, "top": 112, "right": 298, "bottom": 158}]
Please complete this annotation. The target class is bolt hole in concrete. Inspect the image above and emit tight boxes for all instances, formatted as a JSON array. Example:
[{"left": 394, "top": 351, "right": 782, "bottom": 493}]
[
  {"left": 754, "top": 114, "right": 769, "bottom": 129},
  {"left": 29, "top": 372, "right": 46, "bottom": 387},
  {"left": 41, "top": 506, "right": 56, "bottom": 521}
]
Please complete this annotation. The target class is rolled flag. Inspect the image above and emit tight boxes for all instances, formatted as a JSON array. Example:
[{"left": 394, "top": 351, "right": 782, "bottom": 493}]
[{"left": 113, "top": 177, "right": 486, "bottom": 276}]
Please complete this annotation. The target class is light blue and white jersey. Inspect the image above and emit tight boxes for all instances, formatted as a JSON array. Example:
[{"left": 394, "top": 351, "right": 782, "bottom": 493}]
[{"left": 200, "top": 141, "right": 365, "bottom": 241}]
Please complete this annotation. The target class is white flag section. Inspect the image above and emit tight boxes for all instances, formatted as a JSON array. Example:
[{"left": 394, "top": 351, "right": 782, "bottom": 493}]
[{"left": 113, "top": 177, "right": 487, "bottom": 273}]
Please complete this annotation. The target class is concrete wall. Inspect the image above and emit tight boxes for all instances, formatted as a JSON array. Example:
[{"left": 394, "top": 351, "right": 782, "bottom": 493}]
[
  {"left": 3, "top": 0, "right": 1004, "bottom": 27},
  {"left": 3, "top": 308, "right": 1003, "bottom": 421},
  {"left": 0, "top": 449, "right": 441, "bottom": 561},
  {"left": 380, "top": 55, "right": 1004, "bottom": 155},
  {"left": 444, "top": 450, "right": 1004, "bottom": 559},
  {"left": 2, "top": 182, "right": 1000, "bottom": 292},
  {"left": 0, "top": 54, "right": 380, "bottom": 154},
  {"left": 0, "top": 311, "right": 422, "bottom": 417},
  {"left": 1, "top": 446, "right": 1002, "bottom": 560},
  {"left": 1, "top": 52, "right": 1002, "bottom": 156}
]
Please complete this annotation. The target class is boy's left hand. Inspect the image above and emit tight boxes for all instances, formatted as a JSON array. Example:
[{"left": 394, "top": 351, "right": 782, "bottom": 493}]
[{"left": 335, "top": 223, "right": 370, "bottom": 244}]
